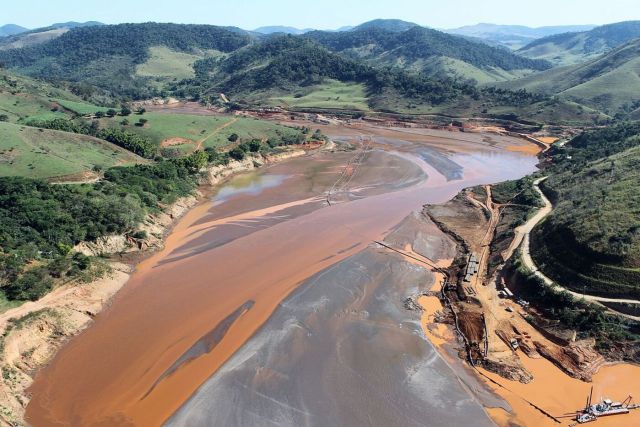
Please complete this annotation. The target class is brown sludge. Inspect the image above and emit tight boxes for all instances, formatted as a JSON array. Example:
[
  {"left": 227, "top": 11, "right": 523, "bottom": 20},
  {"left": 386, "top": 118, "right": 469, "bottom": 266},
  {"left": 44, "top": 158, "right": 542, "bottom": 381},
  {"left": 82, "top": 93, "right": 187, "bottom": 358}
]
[
  {"left": 26, "top": 122, "right": 539, "bottom": 426},
  {"left": 424, "top": 182, "right": 640, "bottom": 427}
]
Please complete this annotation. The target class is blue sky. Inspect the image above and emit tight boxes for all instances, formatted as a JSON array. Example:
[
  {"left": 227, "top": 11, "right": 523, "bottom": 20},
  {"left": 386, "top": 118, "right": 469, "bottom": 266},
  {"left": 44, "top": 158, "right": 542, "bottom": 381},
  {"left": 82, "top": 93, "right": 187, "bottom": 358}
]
[{"left": 4, "top": 0, "right": 640, "bottom": 30}]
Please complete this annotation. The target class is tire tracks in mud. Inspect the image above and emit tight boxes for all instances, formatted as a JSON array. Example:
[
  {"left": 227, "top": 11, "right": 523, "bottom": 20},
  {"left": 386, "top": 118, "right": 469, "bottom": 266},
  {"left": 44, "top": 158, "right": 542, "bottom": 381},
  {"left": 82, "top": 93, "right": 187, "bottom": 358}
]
[{"left": 326, "top": 137, "right": 372, "bottom": 206}]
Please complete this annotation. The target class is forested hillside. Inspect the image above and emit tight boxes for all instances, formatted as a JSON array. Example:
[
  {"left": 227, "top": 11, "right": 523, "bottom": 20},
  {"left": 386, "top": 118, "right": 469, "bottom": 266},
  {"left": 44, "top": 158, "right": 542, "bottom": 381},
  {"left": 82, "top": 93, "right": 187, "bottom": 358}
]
[
  {"left": 0, "top": 22, "right": 605, "bottom": 122},
  {"left": 305, "top": 25, "right": 551, "bottom": 83},
  {"left": 532, "top": 122, "right": 640, "bottom": 299},
  {"left": 0, "top": 23, "right": 253, "bottom": 98},
  {"left": 178, "top": 35, "right": 564, "bottom": 119}
]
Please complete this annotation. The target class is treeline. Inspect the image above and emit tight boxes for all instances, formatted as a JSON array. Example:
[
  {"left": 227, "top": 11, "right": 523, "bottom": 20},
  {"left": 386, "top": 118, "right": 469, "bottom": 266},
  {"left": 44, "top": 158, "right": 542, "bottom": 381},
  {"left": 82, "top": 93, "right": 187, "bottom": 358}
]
[
  {"left": 306, "top": 26, "right": 551, "bottom": 71},
  {"left": 0, "top": 154, "right": 205, "bottom": 301},
  {"left": 550, "top": 121, "right": 640, "bottom": 168},
  {"left": 26, "top": 118, "right": 156, "bottom": 158},
  {"left": 0, "top": 127, "right": 312, "bottom": 301}
]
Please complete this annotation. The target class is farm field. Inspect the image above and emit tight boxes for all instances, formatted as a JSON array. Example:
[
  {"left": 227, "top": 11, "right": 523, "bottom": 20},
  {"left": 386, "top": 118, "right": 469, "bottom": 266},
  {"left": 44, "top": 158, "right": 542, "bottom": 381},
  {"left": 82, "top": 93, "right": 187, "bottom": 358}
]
[
  {"left": 52, "top": 98, "right": 110, "bottom": 115},
  {"left": 0, "top": 122, "right": 143, "bottom": 179}
]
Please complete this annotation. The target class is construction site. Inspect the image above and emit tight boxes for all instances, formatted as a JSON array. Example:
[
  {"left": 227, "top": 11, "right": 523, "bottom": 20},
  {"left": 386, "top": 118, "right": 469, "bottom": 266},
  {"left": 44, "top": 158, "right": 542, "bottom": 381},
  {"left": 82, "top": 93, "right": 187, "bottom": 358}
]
[{"left": 422, "top": 183, "right": 640, "bottom": 426}]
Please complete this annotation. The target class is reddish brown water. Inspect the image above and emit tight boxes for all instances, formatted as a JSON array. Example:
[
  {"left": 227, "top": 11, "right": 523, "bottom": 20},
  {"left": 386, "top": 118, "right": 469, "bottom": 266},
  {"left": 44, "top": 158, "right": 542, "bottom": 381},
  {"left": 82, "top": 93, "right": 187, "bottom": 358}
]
[{"left": 26, "top": 127, "right": 538, "bottom": 426}]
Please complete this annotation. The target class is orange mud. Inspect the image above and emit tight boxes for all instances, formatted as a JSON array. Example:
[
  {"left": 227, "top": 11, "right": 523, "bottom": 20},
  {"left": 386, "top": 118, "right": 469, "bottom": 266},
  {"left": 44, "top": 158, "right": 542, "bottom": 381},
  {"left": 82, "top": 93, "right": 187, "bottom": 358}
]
[
  {"left": 537, "top": 136, "right": 559, "bottom": 144},
  {"left": 418, "top": 282, "right": 453, "bottom": 349},
  {"left": 25, "top": 125, "right": 541, "bottom": 426},
  {"left": 419, "top": 273, "right": 640, "bottom": 427},
  {"left": 480, "top": 357, "right": 640, "bottom": 427},
  {"left": 505, "top": 144, "right": 542, "bottom": 155}
]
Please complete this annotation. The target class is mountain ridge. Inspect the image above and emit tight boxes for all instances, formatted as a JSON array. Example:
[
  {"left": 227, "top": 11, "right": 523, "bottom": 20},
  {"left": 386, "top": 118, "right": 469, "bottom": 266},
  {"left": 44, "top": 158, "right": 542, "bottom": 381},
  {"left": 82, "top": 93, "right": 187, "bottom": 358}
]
[{"left": 518, "top": 20, "right": 640, "bottom": 65}]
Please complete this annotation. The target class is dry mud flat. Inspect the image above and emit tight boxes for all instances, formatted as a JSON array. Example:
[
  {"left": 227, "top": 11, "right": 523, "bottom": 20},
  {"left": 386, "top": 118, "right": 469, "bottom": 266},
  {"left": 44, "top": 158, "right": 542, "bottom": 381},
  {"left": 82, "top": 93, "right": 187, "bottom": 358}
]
[{"left": 25, "top": 126, "right": 539, "bottom": 426}]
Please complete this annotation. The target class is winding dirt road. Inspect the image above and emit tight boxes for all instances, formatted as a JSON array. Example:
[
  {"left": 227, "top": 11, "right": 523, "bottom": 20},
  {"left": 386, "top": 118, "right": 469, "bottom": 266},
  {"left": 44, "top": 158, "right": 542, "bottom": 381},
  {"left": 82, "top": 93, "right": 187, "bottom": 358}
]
[{"left": 518, "top": 177, "right": 640, "bottom": 319}]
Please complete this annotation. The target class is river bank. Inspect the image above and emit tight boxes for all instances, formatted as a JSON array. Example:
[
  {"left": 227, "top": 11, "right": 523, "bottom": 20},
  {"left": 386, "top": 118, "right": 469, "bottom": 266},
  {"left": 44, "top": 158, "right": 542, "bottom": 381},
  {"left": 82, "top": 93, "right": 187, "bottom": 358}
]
[
  {"left": 18, "top": 120, "right": 547, "bottom": 426},
  {"left": 420, "top": 182, "right": 640, "bottom": 427},
  {"left": 0, "top": 147, "right": 309, "bottom": 426}
]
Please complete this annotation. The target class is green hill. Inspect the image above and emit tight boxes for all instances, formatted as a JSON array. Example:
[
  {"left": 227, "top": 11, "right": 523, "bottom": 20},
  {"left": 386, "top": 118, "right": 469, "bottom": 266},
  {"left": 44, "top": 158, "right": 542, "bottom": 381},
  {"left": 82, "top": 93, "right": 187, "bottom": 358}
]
[
  {"left": 350, "top": 19, "right": 419, "bottom": 33},
  {"left": 0, "top": 23, "right": 252, "bottom": 99},
  {"left": 0, "top": 23, "right": 599, "bottom": 123},
  {"left": 0, "top": 122, "right": 144, "bottom": 180},
  {"left": 501, "top": 39, "right": 640, "bottom": 117},
  {"left": 179, "top": 35, "right": 596, "bottom": 124},
  {"left": 519, "top": 21, "right": 640, "bottom": 66},
  {"left": 531, "top": 122, "right": 640, "bottom": 299},
  {"left": 0, "top": 69, "right": 97, "bottom": 123},
  {"left": 305, "top": 25, "right": 551, "bottom": 83}
]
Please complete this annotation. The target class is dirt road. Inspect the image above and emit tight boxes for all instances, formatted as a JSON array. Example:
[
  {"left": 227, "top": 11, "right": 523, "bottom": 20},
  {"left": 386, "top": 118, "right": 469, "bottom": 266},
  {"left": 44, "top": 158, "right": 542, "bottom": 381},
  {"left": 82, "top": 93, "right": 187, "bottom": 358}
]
[{"left": 519, "top": 177, "right": 640, "bottom": 317}]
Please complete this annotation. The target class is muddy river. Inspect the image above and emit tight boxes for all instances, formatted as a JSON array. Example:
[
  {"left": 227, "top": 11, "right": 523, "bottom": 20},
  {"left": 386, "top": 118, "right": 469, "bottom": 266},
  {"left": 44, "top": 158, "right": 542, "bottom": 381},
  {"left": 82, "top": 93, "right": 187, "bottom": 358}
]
[{"left": 26, "top": 125, "right": 539, "bottom": 426}]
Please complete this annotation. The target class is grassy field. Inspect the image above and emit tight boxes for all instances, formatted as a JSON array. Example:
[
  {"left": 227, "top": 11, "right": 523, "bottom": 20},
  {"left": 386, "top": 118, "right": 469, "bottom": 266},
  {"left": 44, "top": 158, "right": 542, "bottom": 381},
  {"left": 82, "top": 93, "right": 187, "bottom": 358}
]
[
  {"left": 53, "top": 98, "right": 110, "bottom": 115},
  {"left": 435, "top": 57, "right": 534, "bottom": 85},
  {"left": 0, "top": 122, "right": 143, "bottom": 179},
  {"left": 269, "top": 80, "right": 371, "bottom": 111},
  {"left": 135, "top": 46, "right": 203, "bottom": 80},
  {"left": 100, "top": 112, "right": 302, "bottom": 150},
  {"left": 0, "top": 91, "right": 69, "bottom": 123},
  {"left": 518, "top": 32, "right": 595, "bottom": 66},
  {"left": 0, "top": 69, "right": 99, "bottom": 123}
]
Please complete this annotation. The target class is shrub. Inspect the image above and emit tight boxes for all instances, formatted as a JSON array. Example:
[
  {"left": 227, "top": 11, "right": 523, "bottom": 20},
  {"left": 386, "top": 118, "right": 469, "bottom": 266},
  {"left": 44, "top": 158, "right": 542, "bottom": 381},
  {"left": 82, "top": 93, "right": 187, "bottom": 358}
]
[{"left": 228, "top": 147, "right": 245, "bottom": 161}]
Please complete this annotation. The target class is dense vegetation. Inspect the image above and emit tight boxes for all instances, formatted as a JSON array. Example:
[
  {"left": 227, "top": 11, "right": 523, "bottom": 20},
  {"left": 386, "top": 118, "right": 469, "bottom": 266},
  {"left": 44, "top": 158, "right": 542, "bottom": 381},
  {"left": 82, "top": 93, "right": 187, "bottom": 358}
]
[
  {"left": 0, "top": 157, "right": 203, "bottom": 300},
  {"left": 306, "top": 26, "right": 551, "bottom": 71},
  {"left": 182, "top": 35, "right": 547, "bottom": 114},
  {"left": 0, "top": 23, "right": 252, "bottom": 99},
  {"left": 507, "top": 255, "right": 639, "bottom": 359},
  {"left": 26, "top": 117, "right": 157, "bottom": 158},
  {"left": 0, "top": 23, "right": 251, "bottom": 72},
  {"left": 531, "top": 122, "right": 640, "bottom": 299}
]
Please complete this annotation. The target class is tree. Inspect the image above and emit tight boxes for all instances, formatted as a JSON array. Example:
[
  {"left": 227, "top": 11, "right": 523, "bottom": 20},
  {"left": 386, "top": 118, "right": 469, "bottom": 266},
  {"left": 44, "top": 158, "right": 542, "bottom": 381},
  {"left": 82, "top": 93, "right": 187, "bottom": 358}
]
[
  {"left": 136, "top": 118, "right": 148, "bottom": 127},
  {"left": 228, "top": 133, "right": 239, "bottom": 142},
  {"left": 95, "top": 111, "right": 105, "bottom": 118},
  {"left": 0, "top": 114, "right": 8, "bottom": 122},
  {"left": 88, "top": 120, "right": 100, "bottom": 136},
  {"left": 136, "top": 107, "right": 146, "bottom": 115},
  {"left": 120, "top": 106, "right": 132, "bottom": 116},
  {"left": 229, "top": 147, "right": 245, "bottom": 161},
  {"left": 248, "top": 139, "right": 262, "bottom": 152},
  {"left": 106, "top": 109, "right": 117, "bottom": 118},
  {"left": 121, "top": 119, "right": 130, "bottom": 126}
]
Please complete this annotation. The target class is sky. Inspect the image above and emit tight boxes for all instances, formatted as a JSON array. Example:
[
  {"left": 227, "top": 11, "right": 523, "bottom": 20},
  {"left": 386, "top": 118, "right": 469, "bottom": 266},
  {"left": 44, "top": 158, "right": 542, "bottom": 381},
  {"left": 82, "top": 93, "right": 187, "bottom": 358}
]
[{"left": 3, "top": 0, "right": 640, "bottom": 30}]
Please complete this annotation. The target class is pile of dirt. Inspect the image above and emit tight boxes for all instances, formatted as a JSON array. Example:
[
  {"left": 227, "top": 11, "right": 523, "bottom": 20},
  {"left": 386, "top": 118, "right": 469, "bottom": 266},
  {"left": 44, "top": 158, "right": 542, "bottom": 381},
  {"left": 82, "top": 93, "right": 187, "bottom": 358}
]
[
  {"left": 533, "top": 340, "right": 605, "bottom": 381},
  {"left": 483, "top": 356, "right": 534, "bottom": 383}
]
